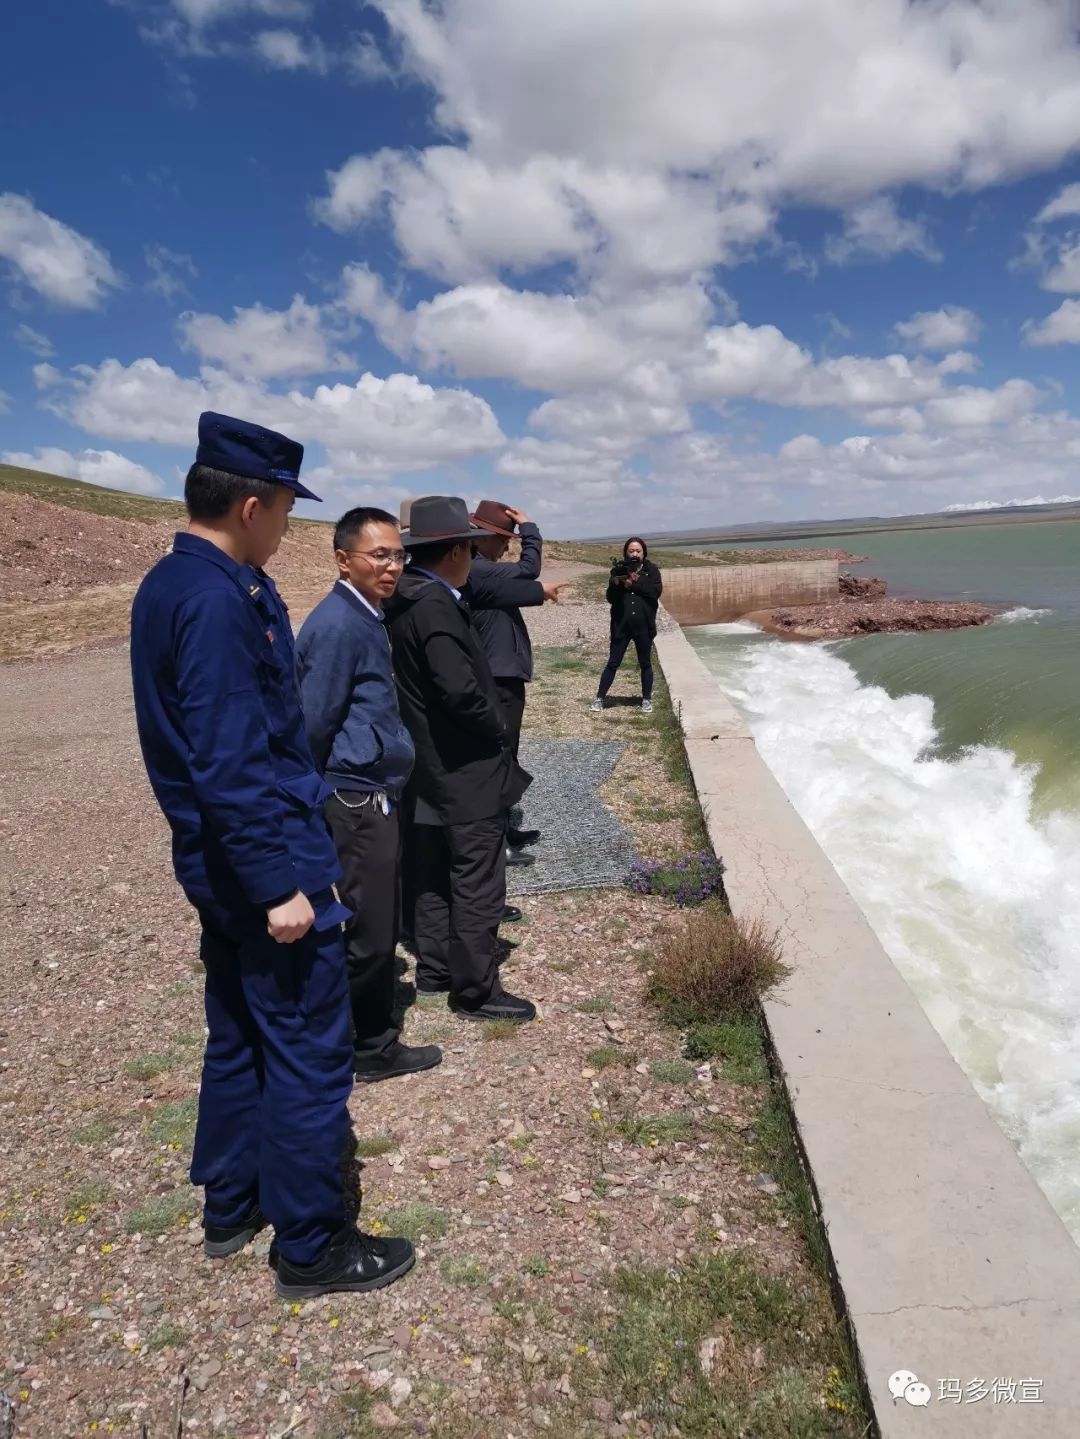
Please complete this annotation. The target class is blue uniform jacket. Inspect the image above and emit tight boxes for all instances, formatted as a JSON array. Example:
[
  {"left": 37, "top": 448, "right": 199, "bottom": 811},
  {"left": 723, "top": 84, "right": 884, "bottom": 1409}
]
[
  {"left": 295, "top": 582, "right": 415, "bottom": 799},
  {"left": 130, "top": 532, "right": 341, "bottom": 912}
]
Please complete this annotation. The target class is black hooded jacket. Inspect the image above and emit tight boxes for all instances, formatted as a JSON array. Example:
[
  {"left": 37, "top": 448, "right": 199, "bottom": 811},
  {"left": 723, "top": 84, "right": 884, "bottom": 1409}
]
[{"left": 384, "top": 569, "right": 530, "bottom": 825}]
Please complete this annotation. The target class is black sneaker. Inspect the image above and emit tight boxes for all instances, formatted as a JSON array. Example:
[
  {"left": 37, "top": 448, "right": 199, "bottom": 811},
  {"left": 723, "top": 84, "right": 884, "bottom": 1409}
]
[
  {"left": 354, "top": 1041, "right": 443, "bottom": 1084},
  {"left": 275, "top": 1226, "right": 415, "bottom": 1299},
  {"left": 415, "top": 978, "right": 450, "bottom": 996},
  {"left": 452, "top": 985, "right": 536, "bottom": 1024},
  {"left": 204, "top": 1204, "right": 267, "bottom": 1258},
  {"left": 501, "top": 905, "right": 523, "bottom": 924},
  {"left": 508, "top": 828, "right": 541, "bottom": 848},
  {"left": 505, "top": 848, "right": 536, "bottom": 868}
]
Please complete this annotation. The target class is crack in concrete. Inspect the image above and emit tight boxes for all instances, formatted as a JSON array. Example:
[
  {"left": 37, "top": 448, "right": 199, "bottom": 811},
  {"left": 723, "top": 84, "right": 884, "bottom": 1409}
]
[{"left": 856, "top": 1296, "right": 1049, "bottom": 1318}]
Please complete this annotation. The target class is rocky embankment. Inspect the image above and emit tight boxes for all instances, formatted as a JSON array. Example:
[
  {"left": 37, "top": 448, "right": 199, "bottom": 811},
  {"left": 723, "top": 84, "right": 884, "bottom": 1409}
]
[{"left": 747, "top": 570, "right": 994, "bottom": 639}]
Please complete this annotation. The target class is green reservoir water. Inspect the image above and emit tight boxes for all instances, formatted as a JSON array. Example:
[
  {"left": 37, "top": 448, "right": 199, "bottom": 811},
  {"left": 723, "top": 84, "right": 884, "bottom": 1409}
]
[{"left": 685, "top": 519, "right": 1080, "bottom": 1240}]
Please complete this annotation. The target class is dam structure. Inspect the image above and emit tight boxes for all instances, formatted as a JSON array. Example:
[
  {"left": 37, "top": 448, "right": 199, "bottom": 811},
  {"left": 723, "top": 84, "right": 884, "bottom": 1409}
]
[
  {"left": 659, "top": 558, "right": 838, "bottom": 625},
  {"left": 655, "top": 621, "right": 1080, "bottom": 1436}
]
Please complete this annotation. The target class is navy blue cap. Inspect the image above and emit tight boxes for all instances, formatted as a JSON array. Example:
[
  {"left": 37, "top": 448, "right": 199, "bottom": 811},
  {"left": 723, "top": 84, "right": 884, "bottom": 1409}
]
[{"left": 195, "top": 411, "right": 321, "bottom": 503}]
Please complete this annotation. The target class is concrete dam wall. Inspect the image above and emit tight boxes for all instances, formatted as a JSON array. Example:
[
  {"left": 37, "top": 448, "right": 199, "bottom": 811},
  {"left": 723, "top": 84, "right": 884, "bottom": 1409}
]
[{"left": 661, "top": 559, "right": 838, "bottom": 625}]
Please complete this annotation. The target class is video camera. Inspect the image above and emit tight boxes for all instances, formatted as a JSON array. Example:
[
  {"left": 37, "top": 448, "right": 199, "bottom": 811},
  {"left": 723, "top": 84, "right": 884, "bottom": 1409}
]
[{"left": 610, "top": 554, "right": 643, "bottom": 578}]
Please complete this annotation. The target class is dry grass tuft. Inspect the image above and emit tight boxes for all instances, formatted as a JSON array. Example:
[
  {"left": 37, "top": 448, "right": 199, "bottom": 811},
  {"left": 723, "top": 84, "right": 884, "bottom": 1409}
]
[{"left": 646, "top": 906, "right": 788, "bottom": 1023}]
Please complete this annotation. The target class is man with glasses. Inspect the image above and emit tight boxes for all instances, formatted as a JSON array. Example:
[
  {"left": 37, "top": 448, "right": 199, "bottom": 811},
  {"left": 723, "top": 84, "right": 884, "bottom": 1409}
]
[{"left": 296, "top": 507, "right": 443, "bottom": 1084}]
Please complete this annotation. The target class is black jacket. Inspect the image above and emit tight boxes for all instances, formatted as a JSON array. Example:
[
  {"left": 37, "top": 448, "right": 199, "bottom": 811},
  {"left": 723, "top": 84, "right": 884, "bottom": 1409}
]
[
  {"left": 384, "top": 569, "right": 529, "bottom": 825},
  {"left": 607, "top": 559, "right": 663, "bottom": 639},
  {"left": 467, "top": 522, "right": 544, "bottom": 682}
]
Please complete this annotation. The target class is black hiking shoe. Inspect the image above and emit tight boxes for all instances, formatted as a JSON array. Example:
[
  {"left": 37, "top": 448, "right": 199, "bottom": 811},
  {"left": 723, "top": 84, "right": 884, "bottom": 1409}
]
[
  {"left": 508, "top": 827, "right": 541, "bottom": 848},
  {"left": 354, "top": 1041, "right": 443, "bottom": 1084},
  {"left": 501, "top": 905, "right": 523, "bottom": 924},
  {"left": 451, "top": 985, "right": 536, "bottom": 1024},
  {"left": 505, "top": 847, "right": 536, "bottom": 867},
  {"left": 204, "top": 1204, "right": 267, "bottom": 1258},
  {"left": 275, "top": 1226, "right": 415, "bottom": 1299}
]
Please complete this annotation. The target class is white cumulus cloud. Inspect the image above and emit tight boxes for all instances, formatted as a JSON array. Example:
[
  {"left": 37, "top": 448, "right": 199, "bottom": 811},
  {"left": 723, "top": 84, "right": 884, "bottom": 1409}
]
[
  {"left": 0, "top": 194, "right": 120, "bottom": 308},
  {"left": 2, "top": 446, "right": 165, "bottom": 495},
  {"left": 1023, "top": 297, "right": 1080, "bottom": 345},
  {"left": 179, "top": 295, "right": 355, "bottom": 379},
  {"left": 893, "top": 306, "right": 982, "bottom": 351}
]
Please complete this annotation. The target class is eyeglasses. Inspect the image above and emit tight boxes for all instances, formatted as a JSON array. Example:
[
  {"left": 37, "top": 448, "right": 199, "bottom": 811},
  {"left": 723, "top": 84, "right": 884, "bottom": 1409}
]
[{"left": 344, "top": 548, "right": 407, "bottom": 568}]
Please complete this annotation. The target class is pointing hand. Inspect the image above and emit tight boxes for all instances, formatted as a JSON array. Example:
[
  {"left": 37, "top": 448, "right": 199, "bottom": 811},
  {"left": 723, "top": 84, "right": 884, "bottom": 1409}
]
[{"left": 542, "top": 583, "right": 566, "bottom": 603}]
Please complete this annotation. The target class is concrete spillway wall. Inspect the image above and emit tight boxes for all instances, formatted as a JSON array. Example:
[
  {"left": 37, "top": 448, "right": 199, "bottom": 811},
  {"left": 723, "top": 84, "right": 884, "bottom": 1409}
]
[
  {"left": 661, "top": 558, "right": 838, "bottom": 626},
  {"left": 655, "top": 621, "right": 1080, "bottom": 1436}
]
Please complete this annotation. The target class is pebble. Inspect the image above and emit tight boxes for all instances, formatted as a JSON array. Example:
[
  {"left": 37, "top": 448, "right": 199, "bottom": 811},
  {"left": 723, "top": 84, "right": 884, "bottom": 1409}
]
[
  {"left": 370, "top": 1402, "right": 401, "bottom": 1429},
  {"left": 752, "top": 1173, "right": 781, "bottom": 1196},
  {"left": 88, "top": 1307, "right": 116, "bottom": 1321},
  {"left": 192, "top": 1358, "right": 222, "bottom": 1391}
]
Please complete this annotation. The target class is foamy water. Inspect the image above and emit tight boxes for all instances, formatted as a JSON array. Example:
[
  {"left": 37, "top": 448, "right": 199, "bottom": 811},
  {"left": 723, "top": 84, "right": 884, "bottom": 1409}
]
[{"left": 694, "top": 631, "right": 1080, "bottom": 1241}]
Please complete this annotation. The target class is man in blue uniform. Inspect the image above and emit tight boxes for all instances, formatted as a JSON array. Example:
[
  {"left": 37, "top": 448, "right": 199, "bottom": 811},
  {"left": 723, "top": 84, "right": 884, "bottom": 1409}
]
[{"left": 129, "top": 411, "right": 413, "bottom": 1299}]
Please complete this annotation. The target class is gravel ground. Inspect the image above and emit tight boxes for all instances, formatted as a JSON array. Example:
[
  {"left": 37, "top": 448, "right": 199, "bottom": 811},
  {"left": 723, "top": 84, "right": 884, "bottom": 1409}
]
[{"left": 0, "top": 574, "right": 854, "bottom": 1438}]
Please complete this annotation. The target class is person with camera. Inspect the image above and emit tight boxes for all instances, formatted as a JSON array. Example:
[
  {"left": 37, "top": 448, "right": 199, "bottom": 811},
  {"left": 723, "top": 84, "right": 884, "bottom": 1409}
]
[{"left": 591, "top": 538, "right": 663, "bottom": 714}]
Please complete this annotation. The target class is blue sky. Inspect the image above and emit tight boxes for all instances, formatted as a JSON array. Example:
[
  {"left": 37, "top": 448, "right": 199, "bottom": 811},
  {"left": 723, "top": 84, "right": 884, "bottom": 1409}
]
[{"left": 5, "top": 0, "right": 1080, "bottom": 534}]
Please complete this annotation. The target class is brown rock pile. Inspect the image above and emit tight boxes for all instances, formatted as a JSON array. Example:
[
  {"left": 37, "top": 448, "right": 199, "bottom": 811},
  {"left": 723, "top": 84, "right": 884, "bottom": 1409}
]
[
  {"left": 756, "top": 597, "right": 994, "bottom": 639},
  {"left": 838, "top": 572, "right": 887, "bottom": 599}
]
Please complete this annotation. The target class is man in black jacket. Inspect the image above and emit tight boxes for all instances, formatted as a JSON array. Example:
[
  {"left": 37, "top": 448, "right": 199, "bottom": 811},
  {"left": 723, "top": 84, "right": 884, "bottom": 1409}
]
[
  {"left": 468, "top": 500, "right": 564, "bottom": 859},
  {"left": 385, "top": 497, "right": 536, "bottom": 1024}
]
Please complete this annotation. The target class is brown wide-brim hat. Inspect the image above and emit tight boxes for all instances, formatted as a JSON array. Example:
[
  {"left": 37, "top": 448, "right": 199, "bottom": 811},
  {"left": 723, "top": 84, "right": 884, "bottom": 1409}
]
[
  {"left": 401, "top": 495, "right": 479, "bottom": 548},
  {"left": 399, "top": 494, "right": 437, "bottom": 530},
  {"left": 470, "top": 499, "right": 516, "bottom": 538}
]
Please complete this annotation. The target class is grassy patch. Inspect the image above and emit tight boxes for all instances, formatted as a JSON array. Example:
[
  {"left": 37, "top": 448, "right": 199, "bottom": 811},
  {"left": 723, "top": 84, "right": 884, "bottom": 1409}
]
[
  {"left": 587, "top": 1044, "right": 635, "bottom": 1070},
  {"left": 754, "top": 1092, "right": 831, "bottom": 1277},
  {"left": 64, "top": 1181, "right": 111, "bottom": 1223},
  {"left": 523, "top": 1256, "right": 550, "bottom": 1277},
  {"left": 576, "top": 993, "right": 616, "bottom": 1014},
  {"left": 535, "top": 645, "right": 596, "bottom": 674},
  {"left": 440, "top": 1254, "right": 492, "bottom": 1287},
  {"left": 72, "top": 1115, "right": 115, "bottom": 1146},
  {"left": 147, "top": 1096, "right": 198, "bottom": 1146},
  {"left": 685, "top": 1015, "right": 768, "bottom": 1085},
  {"left": 354, "top": 1134, "right": 396, "bottom": 1159},
  {"left": 651, "top": 1058, "right": 695, "bottom": 1085},
  {"left": 125, "top": 1189, "right": 196, "bottom": 1236},
  {"left": 481, "top": 1018, "right": 521, "bottom": 1041},
  {"left": 382, "top": 1201, "right": 449, "bottom": 1243},
  {"left": 586, "top": 1253, "right": 866, "bottom": 1437},
  {"left": 146, "top": 1320, "right": 186, "bottom": 1352},
  {"left": 614, "top": 1113, "right": 694, "bottom": 1147},
  {"left": 122, "top": 1051, "right": 178, "bottom": 1082},
  {"left": 647, "top": 907, "right": 788, "bottom": 1023}
]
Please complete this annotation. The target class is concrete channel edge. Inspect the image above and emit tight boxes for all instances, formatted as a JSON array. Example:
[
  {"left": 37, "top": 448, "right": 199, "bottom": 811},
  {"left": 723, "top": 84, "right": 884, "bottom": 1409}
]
[{"left": 654, "top": 624, "right": 1080, "bottom": 1438}]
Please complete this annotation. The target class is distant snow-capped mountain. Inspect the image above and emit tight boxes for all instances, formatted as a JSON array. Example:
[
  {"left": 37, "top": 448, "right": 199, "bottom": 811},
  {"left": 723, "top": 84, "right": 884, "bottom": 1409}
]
[{"left": 943, "top": 494, "right": 1080, "bottom": 512}]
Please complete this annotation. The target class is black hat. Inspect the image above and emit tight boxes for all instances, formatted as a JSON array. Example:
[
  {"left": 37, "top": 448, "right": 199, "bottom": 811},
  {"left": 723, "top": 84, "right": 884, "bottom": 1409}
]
[
  {"left": 195, "top": 411, "right": 321, "bottom": 502},
  {"left": 401, "top": 496, "right": 478, "bottom": 548}
]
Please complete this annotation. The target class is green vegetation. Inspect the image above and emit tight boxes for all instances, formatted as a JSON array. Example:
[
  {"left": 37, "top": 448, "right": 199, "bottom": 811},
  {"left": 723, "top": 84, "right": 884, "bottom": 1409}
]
[
  {"left": 481, "top": 1018, "right": 521, "bottom": 1041},
  {"left": 125, "top": 1189, "right": 196, "bottom": 1235},
  {"left": 614, "top": 1113, "right": 694, "bottom": 1147},
  {"left": 353, "top": 1134, "right": 396, "bottom": 1159},
  {"left": 576, "top": 992, "right": 616, "bottom": 1014},
  {"left": 72, "top": 1115, "right": 116, "bottom": 1146},
  {"left": 651, "top": 1057, "right": 696, "bottom": 1085},
  {"left": 147, "top": 1096, "right": 198, "bottom": 1146},
  {"left": 583, "top": 1253, "right": 866, "bottom": 1437},
  {"left": 685, "top": 1015, "right": 769, "bottom": 1085},
  {"left": 64, "top": 1181, "right": 111, "bottom": 1223},
  {"left": 381, "top": 1201, "right": 449, "bottom": 1243},
  {"left": 122, "top": 1051, "right": 178, "bottom": 1081},
  {"left": 647, "top": 909, "right": 787, "bottom": 1024},
  {"left": 586, "top": 1044, "right": 636, "bottom": 1070},
  {"left": 0, "top": 462, "right": 184, "bottom": 522},
  {"left": 146, "top": 1319, "right": 187, "bottom": 1352},
  {"left": 440, "top": 1254, "right": 492, "bottom": 1287}
]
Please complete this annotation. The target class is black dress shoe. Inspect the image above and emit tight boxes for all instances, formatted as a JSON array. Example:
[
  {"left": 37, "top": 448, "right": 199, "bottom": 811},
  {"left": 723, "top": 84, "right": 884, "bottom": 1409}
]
[
  {"left": 415, "top": 978, "right": 450, "bottom": 995},
  {"left": 354, "top": 1042, "right": 443, "bottom": 1084},
  {"left": 508, "top": 827, "right": 541, "bottom": 848},
  {"left": 506, "top": 848, "right": 536, "bottom": 867},
  {"left": 451, "top": 985, "right": 536, "bottom": 1023},
  {"left": 501, "top": 905, "right": 523, "bottom": 924},
  {"left": 275, "top": 1225, "right": 415, "bottom": 1299},
  {"left": 204, "top": 1204, "right": 267, "bottom": 1258}
]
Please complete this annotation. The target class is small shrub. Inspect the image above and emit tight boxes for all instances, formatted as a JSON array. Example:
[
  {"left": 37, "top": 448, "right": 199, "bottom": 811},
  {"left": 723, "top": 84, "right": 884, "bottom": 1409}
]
[
  {"left": 587, "top": 1044, "right": 634, "bottom": 1070},
  {"left": 523, "top": 1256, "right": 550, "bottom": 1277},
  {"left": 354, "top": 1134, "right": 396, "bottom": 1159},
  {"left": 482, "top": 1018, "right": 520, "bottom": 1041},
  {"left": 147, "top": 1096, "right": 198, "bottom": 1146},
  {"left": 440, "top": 1254, "right": 491, "bottom": 1287},
  {"left": 382, "top": 1201, "right": 448, "bottom": 1243},
  {"left": 615, "top": 1114, "right": 694, "bottom": 1147},
  {"left": 65, "top": 1181, "right": 111, "bottom": 1223},
  {"left": 73, "top": 1115, "right": 115, "bottom": 1146},
  {"left": 647, "top": 908, "right": 787, "bottom": 1023},
  {"left": 577, "top": 993, "right": 615, "bottom": 1014},
  {"left": 146, "top": 1320, "right": 186, "bottom": 1352},
  {"left": 650, "top": 1058, "right": 695, "bottom": 1085},
  {"left": 125, "top": 1189, "right": 195, "bottom": 1235},
  {"left": 628, "top": 850, "right": 726, "bottom": 907},
  {"left": 122, "top": 1052, "right": 177, "bottom": 1082}
]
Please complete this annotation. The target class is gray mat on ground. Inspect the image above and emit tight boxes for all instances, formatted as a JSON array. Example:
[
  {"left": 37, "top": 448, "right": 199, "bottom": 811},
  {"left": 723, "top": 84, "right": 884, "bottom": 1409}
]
[{"left": 508, "top": 736, "right": 635, "bottom": 896}]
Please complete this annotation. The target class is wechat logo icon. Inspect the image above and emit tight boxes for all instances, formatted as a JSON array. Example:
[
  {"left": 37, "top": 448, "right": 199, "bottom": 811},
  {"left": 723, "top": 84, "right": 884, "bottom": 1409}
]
[{"left": 889, "top": 1370, "right": 932, "bottom": 1407}]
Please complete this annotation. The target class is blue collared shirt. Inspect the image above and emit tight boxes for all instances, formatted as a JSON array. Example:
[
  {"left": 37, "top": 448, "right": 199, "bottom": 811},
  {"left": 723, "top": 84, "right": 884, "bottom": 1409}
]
[{"left": 408, "top": 564, "right": 462, "bottom": 601}]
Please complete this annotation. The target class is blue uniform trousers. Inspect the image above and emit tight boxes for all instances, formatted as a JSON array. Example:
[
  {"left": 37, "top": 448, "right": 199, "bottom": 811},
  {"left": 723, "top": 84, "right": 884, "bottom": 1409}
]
[{"left": 190, "top": 891, "right": 354, "bottom": 1266}]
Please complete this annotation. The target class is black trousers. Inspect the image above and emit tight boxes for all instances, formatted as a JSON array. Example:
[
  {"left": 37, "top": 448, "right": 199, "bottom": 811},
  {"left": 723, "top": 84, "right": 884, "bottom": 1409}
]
[
  {"left": 414, "top": 816, "right": 506, "bottom": 1007},
  {"left": 324, "top": 793, "right": 400, "bottom": 1062},
  {"left": 598, "top": 631, "right": 654, "bottom": 700},
  {"left": 494, "top": 677, "right": 527, "bottom": 761}
]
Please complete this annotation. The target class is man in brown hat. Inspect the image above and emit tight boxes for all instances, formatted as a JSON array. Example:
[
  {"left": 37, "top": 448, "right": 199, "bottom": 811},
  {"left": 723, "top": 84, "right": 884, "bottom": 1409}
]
[
  {"left": 384, "top": 497, "right": 536, "bottom": 1023},
  {"left": 468, "top": 501, "right": 563, "bottom": 860}
]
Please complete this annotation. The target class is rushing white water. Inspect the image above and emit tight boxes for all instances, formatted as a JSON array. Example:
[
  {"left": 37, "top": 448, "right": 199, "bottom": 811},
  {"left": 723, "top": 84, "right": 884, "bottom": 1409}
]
[{"left": 697, "top": 631, "right": 1080, "bottom": 1241}]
